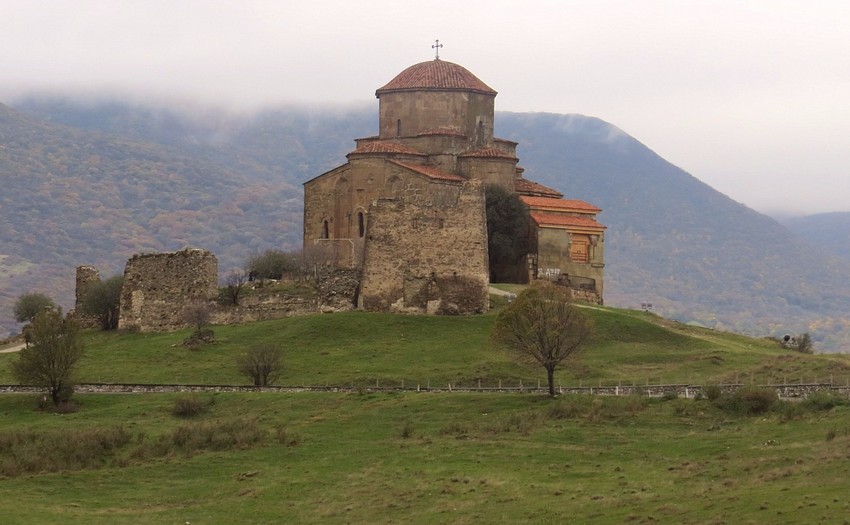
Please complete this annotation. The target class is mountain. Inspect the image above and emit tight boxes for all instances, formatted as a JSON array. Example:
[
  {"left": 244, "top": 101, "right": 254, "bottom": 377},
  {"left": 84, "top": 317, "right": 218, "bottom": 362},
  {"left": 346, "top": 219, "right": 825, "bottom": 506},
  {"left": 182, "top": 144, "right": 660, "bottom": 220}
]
[
  {"left": 0, "top": 101, "right": 304, "bottom": 337},
  {"left": 3, "top": 98, "right": 850, "bottom": 351},
  {"left": 782, "top": 212, "right": 850, "bottom": 260}
]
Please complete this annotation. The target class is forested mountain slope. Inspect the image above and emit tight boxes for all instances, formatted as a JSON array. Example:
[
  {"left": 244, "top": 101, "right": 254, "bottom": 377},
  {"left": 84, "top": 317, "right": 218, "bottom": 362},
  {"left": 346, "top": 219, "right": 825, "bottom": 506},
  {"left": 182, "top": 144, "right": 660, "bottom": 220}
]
[
  {"left": 782, "top": 212, "right": 850, "bottom": 261},
  {"left": 3, "top": 99, "right": 850, "bottom": 350}
]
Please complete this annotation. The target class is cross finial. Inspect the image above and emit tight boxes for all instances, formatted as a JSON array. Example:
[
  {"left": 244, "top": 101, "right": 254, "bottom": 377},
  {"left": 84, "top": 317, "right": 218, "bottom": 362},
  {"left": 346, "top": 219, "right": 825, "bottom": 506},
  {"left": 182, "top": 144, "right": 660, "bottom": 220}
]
[{"left": 432, "top": 39, "right": 443, "bottom": 60}]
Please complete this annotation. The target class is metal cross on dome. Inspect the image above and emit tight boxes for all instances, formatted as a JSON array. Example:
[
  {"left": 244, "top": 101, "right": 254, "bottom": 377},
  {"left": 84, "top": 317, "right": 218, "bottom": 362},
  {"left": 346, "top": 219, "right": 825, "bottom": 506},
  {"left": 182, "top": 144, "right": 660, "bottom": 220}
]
[{"left": 432, "top": 39, "right": 443, "bottom": 59}]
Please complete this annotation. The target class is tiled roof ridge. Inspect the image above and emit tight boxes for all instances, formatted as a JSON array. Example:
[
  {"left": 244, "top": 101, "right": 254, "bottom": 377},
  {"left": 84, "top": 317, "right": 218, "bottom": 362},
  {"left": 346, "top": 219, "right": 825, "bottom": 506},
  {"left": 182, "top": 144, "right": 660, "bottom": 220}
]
[
  {"left": 520, "top": 195, "right": 602, "bottom": 213},
  {"left": 530, "top": 212, "right": 607, "bottom": 230},
  {"left": 514, "top": 178, "right": 563, "bottom": 198}
]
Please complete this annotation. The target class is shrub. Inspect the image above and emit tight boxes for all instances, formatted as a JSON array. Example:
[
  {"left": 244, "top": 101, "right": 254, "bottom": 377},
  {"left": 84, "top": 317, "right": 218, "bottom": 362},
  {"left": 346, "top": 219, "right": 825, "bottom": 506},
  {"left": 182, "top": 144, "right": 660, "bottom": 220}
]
[
  {"left": 400, "top": 420, "right": 415, "bottom": 439},
  {"left": 275, "top": 424, "right": 301, "bottom": 446},
  {"left": 171, "top": 395, "right": 208, "bottom": 418},
  {"left": 702, "top": 385, "right": 723, "bottom": 401},
  {"left": 0, "top": 426, "right": 132, "bottom": 477},
  {"left": 801, "top": 392, "right": 848, "bottom": 412},
  {"left": 236, "top": 344, "right": 283, "bottom": 386},
  {"left": 661, "top": 391, "right": 679, "bottom": 401},
  {"left": 171, "top": 418, "right": 265, "bottom": 453},
  {"left": 715, "top": 387, "right": 778, "bottom": 415}
]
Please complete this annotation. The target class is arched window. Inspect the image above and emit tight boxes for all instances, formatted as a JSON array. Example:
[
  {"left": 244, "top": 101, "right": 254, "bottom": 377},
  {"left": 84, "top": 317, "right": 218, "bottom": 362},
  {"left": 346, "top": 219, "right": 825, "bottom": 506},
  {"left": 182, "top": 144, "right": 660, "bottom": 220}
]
[
  {"left": 322, "top": 220, "right": 329, "bottom": 239},
  {"left": 357, "top": 211, "right": 365, "bottom": 237}
]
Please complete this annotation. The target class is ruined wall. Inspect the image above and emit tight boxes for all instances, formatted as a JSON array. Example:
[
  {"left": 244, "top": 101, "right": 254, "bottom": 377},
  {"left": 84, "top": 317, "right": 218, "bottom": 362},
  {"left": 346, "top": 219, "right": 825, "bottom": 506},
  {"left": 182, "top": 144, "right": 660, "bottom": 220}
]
[
  {"left": 359, "top": 180, "right": 489, "bottom": 314},
  {"left": 71, "top": 265, "right": 102, "bottom": 329},
  {"left": 119, "top": 248, "right": 218, "bottom": 332},
  {"left": 210, "top": 294, "right": 316, "bottom": 325}
]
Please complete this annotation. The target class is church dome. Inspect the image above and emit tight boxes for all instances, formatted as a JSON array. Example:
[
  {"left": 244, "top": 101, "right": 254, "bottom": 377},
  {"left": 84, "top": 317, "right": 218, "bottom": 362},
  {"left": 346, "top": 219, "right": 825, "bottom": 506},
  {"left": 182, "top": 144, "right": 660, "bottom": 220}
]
[{"left": 376, "top": 59, "right": 497, "bottom": 97}]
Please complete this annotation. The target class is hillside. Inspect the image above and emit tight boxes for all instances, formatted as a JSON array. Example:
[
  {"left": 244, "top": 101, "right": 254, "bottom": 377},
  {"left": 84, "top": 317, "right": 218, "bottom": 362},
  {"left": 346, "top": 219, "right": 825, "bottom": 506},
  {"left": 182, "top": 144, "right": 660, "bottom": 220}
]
[
  {"left": 2, "top": 309, "right": 850, "bottom": 523},
  {"left": 3, "top": 98, "right": 850, "bottom": 350},
  {"left": 0, "top": 102, "right": 304, "bottom": 336},
  {"left": 783, "top": 212, "right": 850, "bottom": 260}
]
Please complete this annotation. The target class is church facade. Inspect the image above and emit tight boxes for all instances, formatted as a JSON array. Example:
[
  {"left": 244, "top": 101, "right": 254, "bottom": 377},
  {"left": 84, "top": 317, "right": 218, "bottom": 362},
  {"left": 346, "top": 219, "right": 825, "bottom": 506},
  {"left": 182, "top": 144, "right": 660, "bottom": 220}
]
[{"left": 303, "top": 56, "right": 605, "bottom": 312}]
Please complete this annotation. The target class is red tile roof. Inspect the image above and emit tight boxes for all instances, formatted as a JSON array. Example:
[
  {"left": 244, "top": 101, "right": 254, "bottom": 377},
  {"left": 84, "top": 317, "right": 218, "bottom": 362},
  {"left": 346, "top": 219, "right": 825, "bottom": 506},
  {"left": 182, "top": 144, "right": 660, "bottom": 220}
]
[
  {"left": 390, "top": 161, "right": 466, "bottom": 182},
  {"left": 520, "top": 195, "right": 601, "bottom": 213},
  {"left": 514, "top": 178, "right": 563, "bottom": 198},
  {"left": 349, "top": 141, "right": 423, "bottom": 156},
  {"left": 530, "top": 212, "right": 606, "bottom": 230},
  {"left": 376, "top": 60, "right": 497, "bottom": 96},
  {"left": 459, "top": 147, "right": 517, "bottom": 160}
]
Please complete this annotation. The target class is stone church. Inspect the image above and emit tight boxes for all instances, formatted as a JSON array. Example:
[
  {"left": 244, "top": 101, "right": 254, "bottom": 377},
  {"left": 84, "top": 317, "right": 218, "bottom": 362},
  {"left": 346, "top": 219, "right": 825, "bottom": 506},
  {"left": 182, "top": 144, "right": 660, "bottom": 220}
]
[{"left": 303, "top": 53, "right": 605, "bottom": 313}]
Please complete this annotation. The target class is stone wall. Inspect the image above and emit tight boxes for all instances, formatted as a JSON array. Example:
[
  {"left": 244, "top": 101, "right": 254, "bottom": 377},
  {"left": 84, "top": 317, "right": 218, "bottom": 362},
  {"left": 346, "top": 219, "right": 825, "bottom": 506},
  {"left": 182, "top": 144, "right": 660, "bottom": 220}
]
[
  {"left": 359, "top": 180, "right": 489, "bottom": 314},
  {"left": 210, "top": 294, "right": 316, "bottom": 325},
  {"left": 536, "top": 228, "right": 605, "bottom": 304},
  {"left": 71, "top": 265, "right": 102, "bottom": 329},
  {"left": 119, "top": 248, "right": 218, "bottom": 332}
]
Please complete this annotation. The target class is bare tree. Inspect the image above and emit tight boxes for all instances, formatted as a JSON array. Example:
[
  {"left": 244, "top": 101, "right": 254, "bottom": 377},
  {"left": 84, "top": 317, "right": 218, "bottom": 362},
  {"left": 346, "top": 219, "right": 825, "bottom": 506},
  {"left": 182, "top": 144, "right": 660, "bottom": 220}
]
[
  {"left": 183, "top": 302, "right": 211, "bottom": 333},
  {"left": 236, "top": 344, "right": 283, "bottom": 386},
  {"left": 223, "top": 269, "right": 248, "bottom": 306},
  {"left": 300, "top": 243, "right": 337, "bottom": 283},
  {"left": 492, "top": 282, "right": 592, "bottom": 396},
  {"left": 11, "top": 308, "right": 84, "bottom": 406}
]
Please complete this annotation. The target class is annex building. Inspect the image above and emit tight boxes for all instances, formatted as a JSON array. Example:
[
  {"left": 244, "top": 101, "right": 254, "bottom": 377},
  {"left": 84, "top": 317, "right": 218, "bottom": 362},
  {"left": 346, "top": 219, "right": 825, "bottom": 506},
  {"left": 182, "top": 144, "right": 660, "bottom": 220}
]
[{"left": 303, "top": 51, "right": 605, "bottom": 313}]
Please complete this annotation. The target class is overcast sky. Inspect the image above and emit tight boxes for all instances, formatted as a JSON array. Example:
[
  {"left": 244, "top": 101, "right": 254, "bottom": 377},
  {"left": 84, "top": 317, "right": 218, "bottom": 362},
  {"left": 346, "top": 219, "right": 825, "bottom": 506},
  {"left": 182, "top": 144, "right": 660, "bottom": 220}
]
[{"left": 2, "top": 0, "right": 848, "bottom": 216}]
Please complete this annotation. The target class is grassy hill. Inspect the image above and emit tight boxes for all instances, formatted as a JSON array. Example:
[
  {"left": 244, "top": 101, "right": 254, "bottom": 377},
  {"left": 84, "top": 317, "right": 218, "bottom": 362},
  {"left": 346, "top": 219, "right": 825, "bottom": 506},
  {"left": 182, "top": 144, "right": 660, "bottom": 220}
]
[
  {"left": 2, "top": 306, "right": 850, "bottom": 523},
  {"left": 2, "top": 303, "right": 849, "bottom": 387}
]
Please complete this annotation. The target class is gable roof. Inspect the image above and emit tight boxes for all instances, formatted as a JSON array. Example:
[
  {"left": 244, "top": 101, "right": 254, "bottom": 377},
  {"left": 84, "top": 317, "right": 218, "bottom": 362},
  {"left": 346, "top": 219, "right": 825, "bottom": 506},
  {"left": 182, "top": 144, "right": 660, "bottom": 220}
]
[
  {"left": 530, "top": 212, "right": 606, "bottom": 230},
  {"left": 520, "top": 195, "right": 602, "bottom": 214},
  {"left": 514, "top": 178, "right": 563, "bottom": 198}
]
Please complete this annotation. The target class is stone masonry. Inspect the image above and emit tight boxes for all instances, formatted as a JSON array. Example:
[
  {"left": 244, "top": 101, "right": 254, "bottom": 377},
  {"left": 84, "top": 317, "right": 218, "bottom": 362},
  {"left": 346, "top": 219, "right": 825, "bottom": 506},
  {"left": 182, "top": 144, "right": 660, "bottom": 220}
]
[
  {"left": 118, "top": 248, "right": 218, "bottom": 332},
  {"left": 72, "top": 265, "right": 102, "bottom": 329},
  {"left": 359, "top": 180, "right": 489, "bottom": 314}
]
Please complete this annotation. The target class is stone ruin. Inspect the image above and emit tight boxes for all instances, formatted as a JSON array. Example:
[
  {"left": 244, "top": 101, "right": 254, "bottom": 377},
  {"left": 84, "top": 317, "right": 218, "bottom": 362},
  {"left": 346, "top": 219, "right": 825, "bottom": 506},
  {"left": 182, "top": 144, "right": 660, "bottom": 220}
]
[
  {"left": 75, "top": 247, "right": 359, "bottom": 334},
  {"left": 72, "top": 265, "right": 103, "bottom": 329},
  {"left": 118, "top": 248, "right": 218, "bottom": 333}
]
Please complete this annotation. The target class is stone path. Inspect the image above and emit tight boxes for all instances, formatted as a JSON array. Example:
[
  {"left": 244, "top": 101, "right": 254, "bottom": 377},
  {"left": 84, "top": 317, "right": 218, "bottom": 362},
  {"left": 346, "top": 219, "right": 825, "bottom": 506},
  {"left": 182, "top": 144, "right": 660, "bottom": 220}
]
[{"left": 0, "top": 343, "right": 25, "bottom": 354}]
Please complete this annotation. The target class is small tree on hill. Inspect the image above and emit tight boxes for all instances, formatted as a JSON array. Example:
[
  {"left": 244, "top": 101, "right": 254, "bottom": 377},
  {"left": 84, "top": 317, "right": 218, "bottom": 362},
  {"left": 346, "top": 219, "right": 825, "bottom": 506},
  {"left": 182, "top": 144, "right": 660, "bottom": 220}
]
[
  {"left": 182, "top": 302, "right": 215, "bottom": 347},
  {"left": 493, "top": 282, "right": 592, "bottom": 396},
  {"left": 485, "top": 184, "right": 532, "bottom": 283},
  {"left": 236, "top": 344, "right": 283, "bottom": 386},
  {"left": 796, "top": 332, "right": 814, "bottom": 354},
  {"left": 13, "top": 292, "right": 56, "bottom": 323},
  {"left": 12, "top": 308, "right": 84, "bottom": 407},
  {"left": 222, "top": 269, "right": 248, "bottom": 306},
  {"left": 81, "top": 275, "right": 123, "bottom": 330}
]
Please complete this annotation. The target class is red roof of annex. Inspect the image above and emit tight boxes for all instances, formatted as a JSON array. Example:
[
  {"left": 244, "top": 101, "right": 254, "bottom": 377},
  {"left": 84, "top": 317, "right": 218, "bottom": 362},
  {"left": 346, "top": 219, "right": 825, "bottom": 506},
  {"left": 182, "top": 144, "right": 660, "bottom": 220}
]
[
  {"left": 530, "top": 212, "right": 606, "bottom": 230},
  {"left": 520, "top": 195, "right": 602, "bottom": 213}
]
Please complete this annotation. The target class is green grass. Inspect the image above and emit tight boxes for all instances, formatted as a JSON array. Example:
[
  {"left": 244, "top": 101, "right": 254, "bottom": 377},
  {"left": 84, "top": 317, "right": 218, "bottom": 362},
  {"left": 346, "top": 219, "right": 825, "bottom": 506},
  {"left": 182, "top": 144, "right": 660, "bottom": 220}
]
[
  {"left": 2, "top": 305, "right": 849, "bottom": 387},
  {"left": 3, "top": 304, "right": 850, "bottom": 523},
  {"left": 2, "top": 392, "right": 850, "bottom": 524}
]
